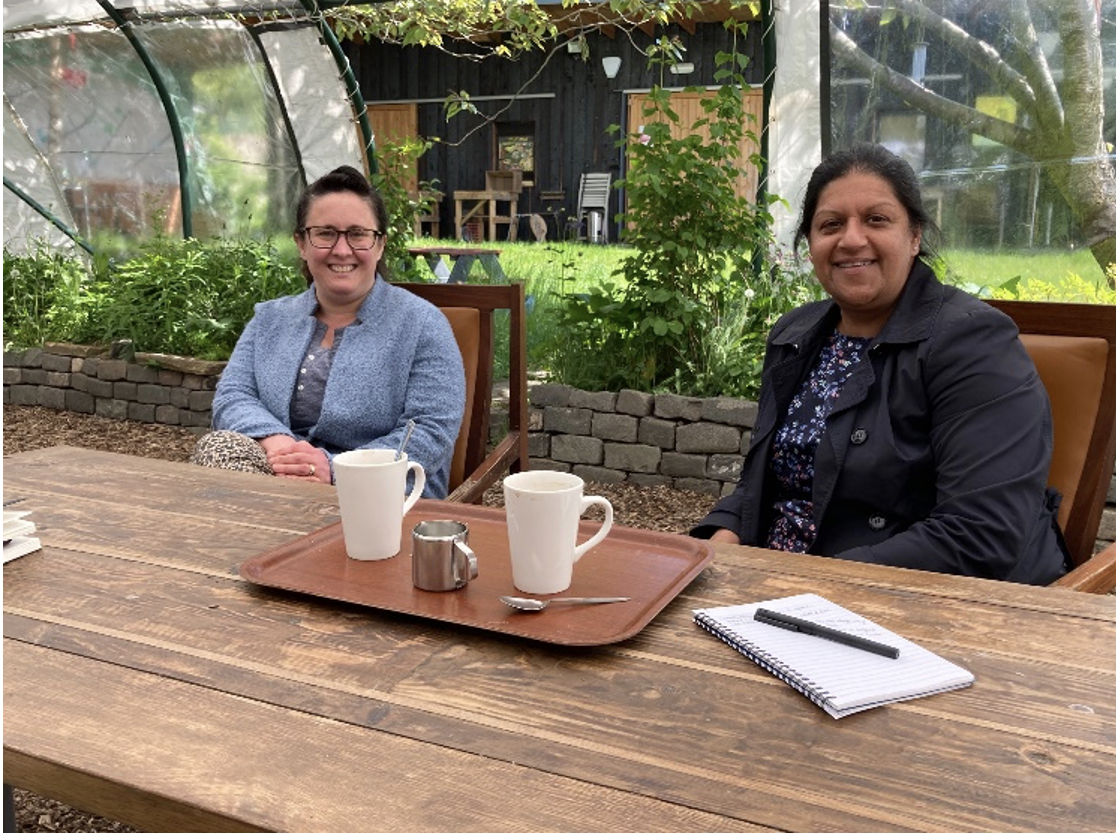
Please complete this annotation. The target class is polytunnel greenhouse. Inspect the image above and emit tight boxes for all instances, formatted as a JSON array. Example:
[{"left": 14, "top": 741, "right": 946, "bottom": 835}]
[{"left": 3, "top": 0, "right": 372, "bottom": 256}]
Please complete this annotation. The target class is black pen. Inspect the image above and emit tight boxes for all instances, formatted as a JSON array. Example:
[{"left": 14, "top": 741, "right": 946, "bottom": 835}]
[{"left": 754, "top": 608, "right": 901, "bottom": 659}]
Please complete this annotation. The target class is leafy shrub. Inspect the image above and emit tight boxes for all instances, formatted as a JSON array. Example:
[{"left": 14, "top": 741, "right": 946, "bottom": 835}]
[
  {"left": 78, "top": 235, "right": 302, "bottom": 359},
  {"left": 549, "top": 31, "right": 811, "bottom": 398},
  {"left": 370, "top": 136, "right": 438, "bottom": 282},
  {"left": 2, "top": 243, "right": 90, "bottom": 349}
]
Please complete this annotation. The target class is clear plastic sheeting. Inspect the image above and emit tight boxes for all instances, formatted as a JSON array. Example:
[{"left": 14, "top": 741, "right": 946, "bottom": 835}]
[
  {"left": 5, "top": 24, "right": 181, "bottom": 243},
  {"left": 260, "top": 26, "right": 364, "bottom": 185},
  {"left": 3, "top": 102, "right": 80, "bottom": 256},
  {"left": 3, "top": 2, "right": 364, "bottom": 254}
]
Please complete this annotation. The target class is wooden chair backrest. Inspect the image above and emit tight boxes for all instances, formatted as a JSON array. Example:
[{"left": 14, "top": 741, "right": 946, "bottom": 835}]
[
  {"left": 392, "top": 282, "right": 529, "bottom": 503},
  {"left": 988, "top": 300, "right": 1116, "bottom": 568}
]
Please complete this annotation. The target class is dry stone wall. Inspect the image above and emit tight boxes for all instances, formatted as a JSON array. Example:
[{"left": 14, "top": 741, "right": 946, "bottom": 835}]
[
  {"left": 527, "top": 383, "right": 756, "bottom": 497},
  {"left": 3, "top": 343, "right": 222, "bottom": 434}
]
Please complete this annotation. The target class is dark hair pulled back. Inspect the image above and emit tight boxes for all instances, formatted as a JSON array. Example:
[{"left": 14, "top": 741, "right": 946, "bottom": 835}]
[
  {"left": 794, "top": 143, "right": 940, "bottom": 260},
  {"left": 294, "top": 165, "right": 390, "bottom": 282}
]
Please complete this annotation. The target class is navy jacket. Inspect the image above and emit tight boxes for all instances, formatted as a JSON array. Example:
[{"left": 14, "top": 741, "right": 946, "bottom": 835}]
[{"left": 693, "top": 262, "right": 1068, "bottom": 585}]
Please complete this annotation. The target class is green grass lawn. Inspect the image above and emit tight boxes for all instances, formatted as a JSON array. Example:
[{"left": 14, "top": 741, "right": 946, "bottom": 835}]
[{"left": 408, "top": 237, "right": 1114, "bottom": 380}]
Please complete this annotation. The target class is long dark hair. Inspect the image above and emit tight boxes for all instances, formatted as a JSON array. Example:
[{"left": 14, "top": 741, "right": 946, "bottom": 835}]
[
  {"left": 294, "top": 165, "right": 390, "bottom": 283},
  {"left": 794, "top": 144, "right": 940, "bottom": 260}
]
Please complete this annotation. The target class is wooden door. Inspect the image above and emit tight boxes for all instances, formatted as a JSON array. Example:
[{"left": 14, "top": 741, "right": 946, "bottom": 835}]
[
  {"left": 368, "top": 103, "right": 420, "bottom": 194},
  {"left": 626, "top": 88, "right": 762, "bottom": 202}
]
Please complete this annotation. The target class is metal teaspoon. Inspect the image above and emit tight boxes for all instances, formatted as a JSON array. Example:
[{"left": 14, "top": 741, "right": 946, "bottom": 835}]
[{"left": 500, "top": 596, "right": 631, "bottom": 611}]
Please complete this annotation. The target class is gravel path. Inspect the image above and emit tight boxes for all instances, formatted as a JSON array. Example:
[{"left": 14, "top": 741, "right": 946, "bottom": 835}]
[{"left": 2, "top": 404, "right": 716, "bottom": 832}]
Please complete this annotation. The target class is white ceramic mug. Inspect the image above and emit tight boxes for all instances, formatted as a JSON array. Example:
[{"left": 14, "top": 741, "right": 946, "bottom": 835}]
[
  {"left": 333, "top": 449, "right": 425, "bottom": 560},
  {"left": 502, "top": 470, "right": 614, "bottom": 594}
]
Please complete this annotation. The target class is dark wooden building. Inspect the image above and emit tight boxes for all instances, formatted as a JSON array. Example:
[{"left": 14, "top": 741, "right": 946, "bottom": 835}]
[{"left": 343, "top": 15, "right": 765, "bottom": 243}]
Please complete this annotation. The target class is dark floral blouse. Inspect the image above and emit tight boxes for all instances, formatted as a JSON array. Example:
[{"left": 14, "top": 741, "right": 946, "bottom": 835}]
[{"left": 766, "top": 329, "right": 871, "bottom": 552}]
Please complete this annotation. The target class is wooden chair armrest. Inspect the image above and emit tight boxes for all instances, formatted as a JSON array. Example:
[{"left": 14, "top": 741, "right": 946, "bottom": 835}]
[
  {"left": 445, "top": 432, "right": 523, "bottom": 505},
  {"left": 1050, "top": 541, "right": 1116, "bottom": 593}
]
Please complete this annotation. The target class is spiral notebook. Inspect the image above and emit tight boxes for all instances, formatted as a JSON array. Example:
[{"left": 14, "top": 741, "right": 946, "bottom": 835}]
[{"left": 693, "top": 593, "right": 974, "bottom": 718}]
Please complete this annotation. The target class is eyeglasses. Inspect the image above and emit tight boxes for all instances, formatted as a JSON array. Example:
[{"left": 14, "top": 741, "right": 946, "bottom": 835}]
[{"left": 300, "top": 226, "right": 384, "bottom": 250}]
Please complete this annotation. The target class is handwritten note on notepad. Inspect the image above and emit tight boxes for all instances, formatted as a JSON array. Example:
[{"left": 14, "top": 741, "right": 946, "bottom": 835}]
[{"left": 693, "top": 593, "right": 974, "bottom": 718}]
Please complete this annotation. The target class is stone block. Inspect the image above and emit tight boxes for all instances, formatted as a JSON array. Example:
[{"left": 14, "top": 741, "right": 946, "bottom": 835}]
[
  {"left": 82, "top": 357, "right": 100, "bottom": 377},
  {"left": 616, "top": 389, "right": 654, "bottom": 417},
  {"left": 22, "top": 369, "right": 47, "bottom": 385},
  {"left": 181, "top": 410, "right": 212, "bottom": 428},
  {"left": 158, "top": 368, "right": 185, "bottom": 387},
  {"left": 20, "top": 348, "right": 44, "bottom": 368},
  {"left": 573, "top": 465, "right": 627, "bottom": 484},
  {"left": 113, "top": 381, "right": 139, "bottom": 400},
  {"left": 82, "top": 376, "right": 114, "bottom": 398},
  {"left": 544, "top": 405, "right": 592, "bottom": 435},
  {"left": 526, "top": 459, "right": 570, "bottom": 473},
  {"left": 45, "top": 371, "right": 70, "bottom": 388},
  {"left": 675, "top": 477, "right": 722, "bottom": 496},
  {"left": 676, "top": 422, "right": 741, "bottom": 454},
  {"left": 654, "top": 393, "right": 703, "bottom": 421},
  {"left": 4, "top": 367, "right": 22, "bottom": 385},
  {"left": 186, "top": 389, "right": 214, "bottom": 412},
  {"left": 3, "top": 349, "right": 27, "bottom": 366},
  {"left": 39, "top": 387, "right": 67, "bottom": 410},
  {"left": 155, "top": 404, "right": 181, "bottom": 425},
  {"left": 592, "top": 412, "right": 638, "bottom": 442},
  {"left": 702, "top": 397, "right": 757, "bottom": 428},
  {"left": 128, "top": 402, "right": 156, "bottom": 423},
  {"left": 638, "top": 416, "right": 675, "bottom": 449},
  {"left": 65, "top": 390, "right": 96, "bottom": 414},
  {"left": 40, "top": 353, "right": 71, "bottom": 373},
  {"left": 527, "top": 432, "right": 550, "bottom": 458},
  {"left": 569, "top": 389, "right": 617, "bottom": 412},
  {"left": 529, "top": 383, "right": 573, "bottom": 408},
  {"left": 528, "top": 407, "right": 544, "bottom": 431},
  {"left": 551, "top": 434, "right": 603, "bottom": 465},
  {"left": 707, "top": 454, "right": 744, "bottom": 483},
  {"left": 137, "top": 383, "right": 171, "bottom": 405},
  {"left": 95, "top": 398, "right": 129, "bottom": 420},
  {"left": 171, "top": 388, "right": 191, "bottom": 408},
  {"left": 661, "top": 451, "right": 708, "bottom": 479},
  {"left": 97, "top": 359, "right": 128, "bottom": 382},
  {"left": 126, "top": 363, "right": 162, "bottom": 384},
  {"left": 628, "top": 473, "right": 674, "bottom": 488},
  {"left": 603, "top": 442, "right": 661, "bottom": 474}
]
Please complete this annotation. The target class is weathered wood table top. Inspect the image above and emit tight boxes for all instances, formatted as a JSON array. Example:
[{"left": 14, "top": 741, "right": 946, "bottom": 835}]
[{"left": 4, "top": 447, "right": 1115, "bottom": 832}]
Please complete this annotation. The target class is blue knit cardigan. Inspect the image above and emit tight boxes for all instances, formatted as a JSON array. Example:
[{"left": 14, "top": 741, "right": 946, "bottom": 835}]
[{"left": 211, "top": 279, "right": 465, "bottom": 497}]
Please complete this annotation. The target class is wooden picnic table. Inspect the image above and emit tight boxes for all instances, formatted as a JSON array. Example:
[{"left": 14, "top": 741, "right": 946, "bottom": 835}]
[
  {"left": 453, "top": 190, "right": 519, "bottom": 242},
  {"left": 407, "top": 246, "right": 506, "bottom": 284},
  {"left": 4, "top": 446, "right": 1116, "bottom": 832}
]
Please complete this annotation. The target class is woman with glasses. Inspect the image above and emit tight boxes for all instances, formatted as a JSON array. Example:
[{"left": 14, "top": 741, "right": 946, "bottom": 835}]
[{"left": 192, "top": 165, "right": 465, "bottom": 496}]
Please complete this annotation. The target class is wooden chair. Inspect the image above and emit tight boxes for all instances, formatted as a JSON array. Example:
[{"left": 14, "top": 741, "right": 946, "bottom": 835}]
[
  {"left": 987, "top": 300, "right": 1116, "bottom": 593},
  {"left": 393, "top": 282, "right": 529, "bottom": 504}
]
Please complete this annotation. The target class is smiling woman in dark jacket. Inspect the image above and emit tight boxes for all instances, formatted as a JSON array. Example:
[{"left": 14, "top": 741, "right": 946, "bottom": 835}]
[{"left": 692, "top": 144, "right": 1068, "bottom": 585}]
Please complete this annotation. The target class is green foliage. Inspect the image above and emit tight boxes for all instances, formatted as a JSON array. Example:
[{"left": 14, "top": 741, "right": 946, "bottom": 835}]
[
  {"left": 369, "top": 136, "right": 438, "bottom": 282},
  {"left": 76, "top": 236, "right": 302, "bottom": 360},
  {"left": 550, "top": 30, "right": 793, "bottom": 397},
  {"left": 2, "top": 244, "right": 90, "bottom": 349}
]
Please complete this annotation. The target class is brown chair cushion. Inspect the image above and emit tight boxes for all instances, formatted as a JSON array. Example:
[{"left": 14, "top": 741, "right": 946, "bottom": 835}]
[
  {"left": 439, "top": 306, "right": 481, "bottom": 491},
  {"left": 1019, "top": 334, "right": 1108, "bottom": 529}
]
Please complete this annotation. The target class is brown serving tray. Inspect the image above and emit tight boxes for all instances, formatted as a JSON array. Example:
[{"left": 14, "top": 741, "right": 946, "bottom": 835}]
[{"left": 240, "top": 499, "right": 713, "bottom": 646}]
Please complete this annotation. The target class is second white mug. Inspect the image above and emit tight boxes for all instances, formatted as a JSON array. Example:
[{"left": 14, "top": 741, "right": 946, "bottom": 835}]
[
  {"left": 333, "top": 449, "right": 425, "bottom": 561},
  {"left": 502, "top": 470, "right": 614, "bottom": 595}
]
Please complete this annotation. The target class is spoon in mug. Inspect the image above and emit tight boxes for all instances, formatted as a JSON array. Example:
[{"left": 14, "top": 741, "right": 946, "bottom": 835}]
[{"left": 501, "top": 595, "right": 630, "bottom": 611}]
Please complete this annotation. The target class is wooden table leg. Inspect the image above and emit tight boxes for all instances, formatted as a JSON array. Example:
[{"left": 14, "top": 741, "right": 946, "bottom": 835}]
[
  {"left": 477, "top": 254, "right": 506, "bottom": 283},
  {"left": 448, "top": 255, "right": 475, "bottom": 284},
  {"left": 455, "top": 199, "right": 464, "bottom": 240}
]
